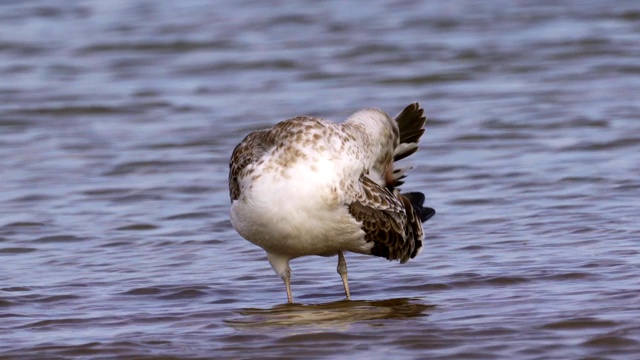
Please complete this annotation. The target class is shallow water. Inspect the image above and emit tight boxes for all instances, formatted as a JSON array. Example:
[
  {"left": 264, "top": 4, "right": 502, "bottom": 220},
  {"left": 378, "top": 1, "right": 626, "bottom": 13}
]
[{"left": 1, "top": 0, "right": 640, "bottom": 359}]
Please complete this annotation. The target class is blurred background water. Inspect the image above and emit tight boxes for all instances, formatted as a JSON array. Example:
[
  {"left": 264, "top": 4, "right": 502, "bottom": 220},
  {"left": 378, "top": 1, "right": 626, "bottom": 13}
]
[{"left": 1, "top": 0, "right": 639, "bottom": 359}]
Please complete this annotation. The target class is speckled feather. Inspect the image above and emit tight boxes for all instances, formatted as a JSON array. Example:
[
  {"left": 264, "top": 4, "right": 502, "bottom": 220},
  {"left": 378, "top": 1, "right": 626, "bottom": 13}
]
[
  {"left": 347, "top": 176, "right": 418, "bottom": 263},
  {"left": 229, "top": 103, "right": 432, "bottom": 265}
]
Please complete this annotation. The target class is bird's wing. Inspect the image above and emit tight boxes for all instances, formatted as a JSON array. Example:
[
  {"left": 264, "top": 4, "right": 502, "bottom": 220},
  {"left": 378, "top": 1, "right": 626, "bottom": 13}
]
[
  {"left": 228, "top": 129, "right": 274, "bottom": 202},
  {"left": 347, "top": 176, "right": 423, "bottom": 263}
]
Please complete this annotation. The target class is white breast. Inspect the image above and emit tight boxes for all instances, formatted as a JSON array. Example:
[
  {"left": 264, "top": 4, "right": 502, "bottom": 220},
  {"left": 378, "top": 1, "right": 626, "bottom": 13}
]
[{"left": 230, "top": 144, "right": 369, "bottom": 258}]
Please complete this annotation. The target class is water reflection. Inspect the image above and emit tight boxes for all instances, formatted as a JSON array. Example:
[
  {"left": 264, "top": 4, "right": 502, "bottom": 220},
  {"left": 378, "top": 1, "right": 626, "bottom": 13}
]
[{"left": 226, "top": 298, "right": 434, "bottom": 329}]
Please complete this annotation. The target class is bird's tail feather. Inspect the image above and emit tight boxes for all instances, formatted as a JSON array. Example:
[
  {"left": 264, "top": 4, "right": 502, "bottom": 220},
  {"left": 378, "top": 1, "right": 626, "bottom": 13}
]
[
  {"left": 386, "top": 103, "right": 427, "bottom": 191},
  {"left": 393, "top": 102, "right": 426, "bottom": 162}
]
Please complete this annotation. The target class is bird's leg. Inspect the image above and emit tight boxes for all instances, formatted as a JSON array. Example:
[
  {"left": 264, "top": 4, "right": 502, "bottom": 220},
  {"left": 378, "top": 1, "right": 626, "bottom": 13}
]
[
  {"left": 283, "top": 269, "right": 293, "bottom": 304},
  {"left": 337, "top": 251, "right": 351, "bottom": 300},
  {"left": 267, "top": 252, "right": 293, "bottom": 304}
]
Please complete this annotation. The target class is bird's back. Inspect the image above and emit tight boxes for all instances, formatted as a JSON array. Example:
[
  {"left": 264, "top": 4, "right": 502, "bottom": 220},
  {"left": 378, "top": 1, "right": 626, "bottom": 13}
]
[{"left": 229, "top": 116, "right": 365, "bottom": 204}]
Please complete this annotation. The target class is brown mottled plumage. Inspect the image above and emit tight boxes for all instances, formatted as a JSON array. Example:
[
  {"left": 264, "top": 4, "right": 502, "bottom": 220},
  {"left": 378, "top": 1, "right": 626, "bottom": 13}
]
[
  {"left": 229, "top": 130, "right": 271, "bottom": 202},
  {"left": 229, "top": 103, "right": 435, "bottom": 303},
  {"left": 348, "top": 176, "right": 418, "bottom": 263}
]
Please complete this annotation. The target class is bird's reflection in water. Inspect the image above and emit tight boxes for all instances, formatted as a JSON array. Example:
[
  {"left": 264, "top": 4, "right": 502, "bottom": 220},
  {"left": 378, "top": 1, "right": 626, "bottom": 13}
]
[{"left": 226, "top": 298, "right": 434, "bottom": 329}]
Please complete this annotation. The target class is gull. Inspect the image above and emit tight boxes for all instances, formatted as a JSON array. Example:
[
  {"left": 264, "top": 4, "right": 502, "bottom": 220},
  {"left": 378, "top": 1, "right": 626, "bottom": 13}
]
[{"left": 228, "top": 103, "right": 435, "bottom": 303}]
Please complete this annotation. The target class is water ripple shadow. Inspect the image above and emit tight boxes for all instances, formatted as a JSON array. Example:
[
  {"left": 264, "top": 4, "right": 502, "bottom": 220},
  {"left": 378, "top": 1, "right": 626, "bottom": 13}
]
[{"left": 226, "top": 298, "right": 434, "bottom": 329}]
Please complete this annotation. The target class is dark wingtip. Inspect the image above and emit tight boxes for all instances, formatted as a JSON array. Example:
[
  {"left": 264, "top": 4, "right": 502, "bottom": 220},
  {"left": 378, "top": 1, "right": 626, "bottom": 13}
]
[
  {"left": 402, "top": 192, "right": 435, "bottom": 223},
  {"left": 421, "top": 207, "right": 436, "bottom": 222}
]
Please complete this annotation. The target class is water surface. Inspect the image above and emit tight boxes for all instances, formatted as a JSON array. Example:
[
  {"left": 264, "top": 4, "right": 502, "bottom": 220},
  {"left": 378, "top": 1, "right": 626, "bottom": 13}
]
[{"left": 1, "top": 0, "right": 640, "bottom": 359}]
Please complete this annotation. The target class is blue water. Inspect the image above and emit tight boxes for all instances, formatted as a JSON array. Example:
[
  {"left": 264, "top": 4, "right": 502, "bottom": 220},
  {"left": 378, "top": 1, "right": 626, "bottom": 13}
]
[{"left": 1, "top": 1, "right": 639, "bottom": 358}]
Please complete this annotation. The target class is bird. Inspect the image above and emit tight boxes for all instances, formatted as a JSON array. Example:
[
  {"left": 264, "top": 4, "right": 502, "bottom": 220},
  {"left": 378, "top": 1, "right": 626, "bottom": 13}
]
[{"left": 228, "top": 102, "right": 435, "bottom": 303}]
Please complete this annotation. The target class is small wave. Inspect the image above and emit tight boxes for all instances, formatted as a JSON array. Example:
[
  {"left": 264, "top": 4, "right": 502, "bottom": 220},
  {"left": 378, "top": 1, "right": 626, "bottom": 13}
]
[
  {"left": 145, "top": 139, "right": 212, "bottom": 149},
  {"left": 0, "top": 247, "right": 37, "bottom": 254},
  {"left": 453, "top": 132, "right": 532, "bottom": 141},
  {"left": 175, "top": 59, "right": 298, "bottom": 75},
  {"left": 19, "top": 318, "right": 89, "bottom": 329},
  {"left": 0, "top": 41, "right": 49, "bottom": 55},
  {"left": 76, "top": 39, "right": 236, "bottom": 54},
  {"left": 617, "top": 10, "right": 640, "bottom": 21},
  {"left": 542, "top": 317, "right": 618, "bottom": 330},
  {"left": 9, "top": 194, "right": 56, "bottom": 203},
  {"left": 99, "top": 240, "right": 132, "bottom": 248},
  {"left": 562, "top": 137, "right": 640, "bottom": 151},
  {"left": 158, "top": 289, "right": 208, "bottom": 300},
  {"left": 378, "top": 72, "right": 471, "bottom": 85},
  {"left": 7, "top": 105, "right": 129, "bottom": 116},
  {"left": 164, "top": 212, "right": 211, "bottom": 220},
  {"left": 120, "top": 287, "right": 162, "bottom": 296},
  {"left": 31, "top": 294, "right": 81, "bottom": 303},
  {"left": 451, "top": 276, "right": 529, "bottom": 288},
  {"left": 539, "top": 272, "right": 598, "bottom": 281},
  {"left": 31, "top": 235, "right": 85, "bottom": 243},
  {"left": 104, "top": 160, "right": 186, "bottom": 176},
  {"left": 583, "top": 335, "right": 639, "bottom": 347},
  {"left": 82, "top": 188, "right": 132, "bottom": 197},
  {"left": 451, "top": 198, "right": 502, "bottom": 206},
  {"left": 338, "top": 44, "right": 405, "bottom": 59},
  {"left": 0, "top": 118, "right": 34, "bottom": 128},
  {"left": 114, "top": 224, "right": 158, "bottom": 231},
  {"left": 483, "top": 117, "right": 609, "bottom": 130},
  {"left": 120, "top": 286, "right": 209, "bottom": 300}
]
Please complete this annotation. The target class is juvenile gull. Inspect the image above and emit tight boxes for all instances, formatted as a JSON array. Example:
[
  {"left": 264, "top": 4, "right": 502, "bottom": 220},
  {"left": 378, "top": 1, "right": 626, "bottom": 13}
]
[{"left": 228, "top": 103, "right": 435, "bottom": 303}]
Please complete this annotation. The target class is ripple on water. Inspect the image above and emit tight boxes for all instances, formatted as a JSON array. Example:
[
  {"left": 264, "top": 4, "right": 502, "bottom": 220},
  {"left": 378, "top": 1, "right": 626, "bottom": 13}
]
[
  {"left": 119, "top": 286, "right": 210, "bottom": 300},
  {"left": 8, "top": 194, "right": 58, "bottom": 203},
  {"left": 76, "top": 39, "right": 237, "bottom": 55},
  {"left": 114, "top": 224, "right": 158, "bottom": 231},
  {"left": 446, "top": 275, "right": 530, "bottom": 289},
  {"left": 1, "top": 1, "right": 640, "bottom": 358},
  {"left": 6, "top": 105, "right": 129, "bottom": 117},
  {"left": 163, "top": 212, "right": 211, "bottom": 220},
  {"left": 583, "top": 335, "right": 640, "bottom": 348},
  {"left": 30, "top": 235, "right": 86, "bottom": 243},
  {"left": 0, "top": 222, "right": 47, "bottom": 229},
  {"left": 120, "top": 287, "right": 162, "bottom": 296},
  {"left": 104, "top": 160, "right": 188, "bottom": 176},
  {"left": 19, "top": 318, "right": 91, "bottom": 330},
  {"left": 0, "top": 247, "right": 37, "bottom": 254},
  {"left": 19, "top": 294, "right": 82, "bottom": 304},
  {"left": 542, "top": 317, "right": 619, "bottom": 330},
  {"left": 562, "top": 137, "right": 640, "bottom": 151}
]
